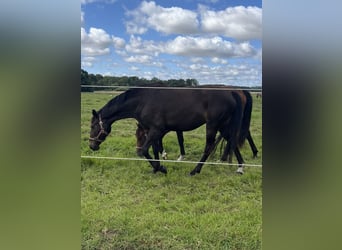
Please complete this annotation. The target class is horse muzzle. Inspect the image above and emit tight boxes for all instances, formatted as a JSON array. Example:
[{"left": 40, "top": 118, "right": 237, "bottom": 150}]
[
  {"left": 136, "top": 146, "right": 143, "bottom": 157},
  {"left": 89, "top": 142, "right": 100, "bottom": 151}
]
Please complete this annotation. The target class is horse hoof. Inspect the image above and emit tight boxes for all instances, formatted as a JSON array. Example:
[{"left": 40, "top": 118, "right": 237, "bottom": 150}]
[
  {"left": 236, "top": 167, "right": 244, "bottom": 175},
  {"left": 189, "top": 172, "right": 196, "bottom": 176},
  {"left": 161, "top": 151, "right": 167, "bottom": 160},
  {"left": 177, "top": 155, "right": 184, "bottom": 161},
  {"left": 159, "top": 165, "right": 167, "bottom": 174}
]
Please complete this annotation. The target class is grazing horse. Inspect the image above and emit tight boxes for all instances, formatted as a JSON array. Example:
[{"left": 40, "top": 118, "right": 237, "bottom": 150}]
[
  {"left": 89, "top": 88, "right": 244, "bottom": 175},
  {"left": 135, "top": 90, "right": 258, "bottom": 166}
]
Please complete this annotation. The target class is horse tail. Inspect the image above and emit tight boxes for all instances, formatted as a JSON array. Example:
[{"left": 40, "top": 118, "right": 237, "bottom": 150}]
[
  {"left": 238, "top": 90, "right": 253, "bottom": 147},
  {"left": 226, "top": 91, "right": 243, "bottom": 154}
]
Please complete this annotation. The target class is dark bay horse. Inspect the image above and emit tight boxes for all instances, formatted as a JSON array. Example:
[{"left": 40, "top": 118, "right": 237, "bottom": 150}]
[
  {"left": 89, "top": 88, "right": 244, "bottom": 175},
  {"left": 135, "top": 90, "right": 258, "bottom": 170}
]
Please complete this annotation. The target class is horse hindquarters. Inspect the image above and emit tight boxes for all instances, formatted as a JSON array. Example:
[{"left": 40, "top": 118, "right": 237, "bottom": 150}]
[{"left": 221, "top": 92, "right": 245, "bottom": 173}]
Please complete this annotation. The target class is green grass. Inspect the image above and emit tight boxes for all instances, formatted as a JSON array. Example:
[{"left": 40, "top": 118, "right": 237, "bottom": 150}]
[{"left": 81, "top": 91, "right": 262, "bottom": 249}]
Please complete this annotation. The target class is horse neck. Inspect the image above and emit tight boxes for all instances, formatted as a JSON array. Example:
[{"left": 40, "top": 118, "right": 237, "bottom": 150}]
[{"left": 100, "top": 91, "right": 139, "bottom": 124}]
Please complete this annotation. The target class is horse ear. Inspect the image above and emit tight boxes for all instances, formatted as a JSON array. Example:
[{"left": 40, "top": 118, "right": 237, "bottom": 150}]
[{"left": 92, "top": 109, "right": 98, "bottom": 118}]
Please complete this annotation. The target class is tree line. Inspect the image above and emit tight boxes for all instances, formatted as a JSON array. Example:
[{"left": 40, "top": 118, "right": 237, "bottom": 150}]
[{"left": 81, "top": 69, "right": 199, "bottom": 92}]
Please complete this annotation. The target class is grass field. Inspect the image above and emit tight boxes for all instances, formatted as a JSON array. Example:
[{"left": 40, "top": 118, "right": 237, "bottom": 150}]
[{"left": 81, "top": 91, "right": 262, "bottom": 249}]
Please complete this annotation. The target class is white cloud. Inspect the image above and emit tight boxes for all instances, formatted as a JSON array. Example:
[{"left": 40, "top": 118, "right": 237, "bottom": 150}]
[
  {"left": 119, "top": 35, "right": 258, "bottom": 66},
  {"left": 125, "top": 35, "right": 161, "bottom": 56},
  {"left": 200, "top": 5, "right": 262, "bottom": 40},
  {"left": 112, "top": 36, "right": 125, "bottom": 49},
  {"left": 190, "top": 57, "right": 205, "bottom": 63},
  {"left": 164, "top": 36, "right": 256, "bottom": 58},
  {"left": 125, "top": 2, "right": 261, "bottom": 40},
  {"left": 81, "top": 56, "right": 96, "bottom": 67},
  {"left": 81, "top": 11, "right": 84, "bottom": 25},
  {"left": 211, "top": 57, "right": 228, "bottom": 64},
  {"left": 130, "top": 66, "right": 140, "bottom": 71},
  {"left": 124, "top": 55, "right": 152, "bottom": 64},
  {"left": 125, "top": 1, "right": 199, "bottom": 35},
  {"left": 81, "top": 27, "right": 113, "bottom": 56},
  {"left": 177, "top": 61, "right": 261, "bottom": 86}
]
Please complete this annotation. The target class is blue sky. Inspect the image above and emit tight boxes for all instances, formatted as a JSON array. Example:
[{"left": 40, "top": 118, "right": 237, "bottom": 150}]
[{"left": 81, "top": 0, "right": 262, "bottom": 86}]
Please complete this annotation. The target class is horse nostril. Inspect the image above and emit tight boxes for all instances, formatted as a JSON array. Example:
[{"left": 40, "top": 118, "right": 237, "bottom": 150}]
[
  {"left": 90, "top": 144, "right": 99, "bottom": 151},
  {"left": 136, "top": 149, "right": 143, "bottom": 157}
]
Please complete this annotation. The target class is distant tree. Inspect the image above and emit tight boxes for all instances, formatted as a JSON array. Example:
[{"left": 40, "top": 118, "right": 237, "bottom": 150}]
[
  {"left": 151, "top": 77, "right": 160, "bottom": 84},
  {"left": 186, "top": 78, "right": 198, "bottom": 86},
  {"left": 81, "top": 69, "right": 93, "bottom": 92},
  {"left": 80, "top": 69, "right": 200, "bottom": 90},
  {"left": 95, "top": 74, "right": 103, "bottom": 83}
]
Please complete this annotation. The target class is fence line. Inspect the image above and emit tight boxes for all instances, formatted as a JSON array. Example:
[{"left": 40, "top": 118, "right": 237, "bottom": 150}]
[
  {"left": 81, "top": 85, "right": 262, "bottom": 92},
  {"left": 81, "top": 155, "right": 262, "bottom": 168}
]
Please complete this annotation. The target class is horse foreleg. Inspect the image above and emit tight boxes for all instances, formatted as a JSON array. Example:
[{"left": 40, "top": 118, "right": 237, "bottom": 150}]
[
  {"left": 141, "top": 131, "right": 167, "bottom": 174},
  {"left": 157, "top": 138, "right": 168, "bottom": 160},
  {"left": 176, "top": 131, "right": 185, "bottom": 161},
  {"left": 190, "top": 128, "right": 217, "bottom": 175}
]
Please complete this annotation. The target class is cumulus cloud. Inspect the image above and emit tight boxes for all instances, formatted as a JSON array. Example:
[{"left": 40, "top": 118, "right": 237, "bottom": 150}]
[
  {"left": 81, "top": 56, "right": 96, "bottom": 67},
  {"left": 125, "top": 2, "right": 262, "bottom": 40},
  {"left": 212, "top": 57, "right": 228, "bottom": 64},
  {"left": 125, "top": 35, "right": 162, "bottom": 56},
  {"left": 164, "top": 36, "right": 257, "bottom": 58},
  {"left": 125, "top": 1, "right": 199, "bottom": 35},
  {"left": 112, "top": 36, "right": 125, "bottom": 49},
  {"left": 81, "top": 27, "right": 113, "bottom": 56},
  {"left": 180, "top": 62, "right": 261, "bottom": 86},
  {"left": 122, "top": 35, "right": 257, "bottom": 59},
  {"left": 200, "top": 5, "right": 262, "bottom": 40},
  {"left": 124, "top": 55, "right": 152, "bottom": 64}
]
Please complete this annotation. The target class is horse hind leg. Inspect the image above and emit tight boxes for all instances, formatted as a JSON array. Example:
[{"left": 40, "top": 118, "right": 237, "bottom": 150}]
[
  {"left": 190, "top": 127, "right": 217, "bottom": 175},
  {"left": 220, "top": 141, "right": 230, "bottom": 162},
  {"left": 247, "top": 131, "right": 258, "bottom": 158},
  {"left": 176, "top": 131, "right": 185, "bottom": 161},
  {"left": 220, "top": 129, "right": 245, "bottom": 174},
  {"left": 156, "top": 138, "right": 168, "bottom": 160},
  {"left": 234, "top": 147, "right": 245, "bottom": 174}
]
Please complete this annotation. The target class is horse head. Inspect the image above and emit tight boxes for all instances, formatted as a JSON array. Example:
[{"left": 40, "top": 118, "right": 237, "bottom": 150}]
[{"left": 89, "top": 109, "right": 111, "bottom": 151}]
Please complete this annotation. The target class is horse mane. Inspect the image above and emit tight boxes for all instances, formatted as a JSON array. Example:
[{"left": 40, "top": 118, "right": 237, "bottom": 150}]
[
  {"left": 99, "top": 88, "right": 141, "bottom": 117},
  {"left": 100, "top": 83, "right": 169, "bottom": 114}
]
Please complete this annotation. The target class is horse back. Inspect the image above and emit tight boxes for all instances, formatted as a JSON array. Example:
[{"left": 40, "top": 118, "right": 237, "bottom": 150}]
[{"left": 136, "top": 89, "right": 237, "bottom": 131}]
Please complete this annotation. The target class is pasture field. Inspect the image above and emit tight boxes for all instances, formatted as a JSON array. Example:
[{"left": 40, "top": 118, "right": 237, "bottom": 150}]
[{"left": 81, "top": 90, "right": 262, "bottom": 249}]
